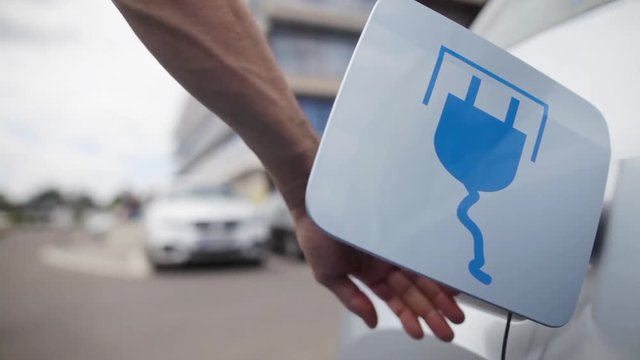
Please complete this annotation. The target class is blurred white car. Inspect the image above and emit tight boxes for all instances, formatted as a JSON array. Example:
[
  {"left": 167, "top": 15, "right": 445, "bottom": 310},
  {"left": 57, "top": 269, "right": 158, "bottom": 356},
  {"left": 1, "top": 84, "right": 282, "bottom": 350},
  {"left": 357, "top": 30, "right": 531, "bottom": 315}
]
[{"left": 144, "top": 185, "right": 270, "bottom": 267}]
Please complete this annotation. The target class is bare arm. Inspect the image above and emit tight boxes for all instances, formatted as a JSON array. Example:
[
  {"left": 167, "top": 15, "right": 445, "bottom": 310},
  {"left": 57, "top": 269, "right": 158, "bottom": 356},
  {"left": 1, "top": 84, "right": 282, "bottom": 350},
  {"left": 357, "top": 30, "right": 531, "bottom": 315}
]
[
  {"left": 113, "top": 0, "right": 316, "bottom": 217},
  {"left": 113, "top": 0, "right": 464, "bottom": 341}
]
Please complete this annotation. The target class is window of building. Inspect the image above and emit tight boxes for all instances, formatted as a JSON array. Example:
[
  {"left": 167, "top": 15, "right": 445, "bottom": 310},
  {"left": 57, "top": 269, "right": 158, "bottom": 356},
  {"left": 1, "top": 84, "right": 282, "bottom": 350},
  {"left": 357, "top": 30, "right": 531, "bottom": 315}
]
[
  {"left": 297, "top": 96, "right": 334, "bottom": 135},
  {"left": 268, "top": 24, "right": 359, "bottom": 79}
]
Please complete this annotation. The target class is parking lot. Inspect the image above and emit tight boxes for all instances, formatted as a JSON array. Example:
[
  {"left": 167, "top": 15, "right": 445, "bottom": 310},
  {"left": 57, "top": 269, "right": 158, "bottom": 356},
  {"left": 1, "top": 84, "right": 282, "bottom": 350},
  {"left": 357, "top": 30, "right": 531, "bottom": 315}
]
[{"left": 0, "top": 227, "right": 340, "bottom": 360}]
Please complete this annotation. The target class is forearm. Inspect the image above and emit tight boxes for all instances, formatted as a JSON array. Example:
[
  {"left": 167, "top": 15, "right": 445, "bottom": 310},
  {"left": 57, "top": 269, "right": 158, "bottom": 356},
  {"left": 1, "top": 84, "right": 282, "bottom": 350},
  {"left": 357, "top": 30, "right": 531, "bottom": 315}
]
[{"left": 113, "top": 0, "right": 318, "bottom": 217}]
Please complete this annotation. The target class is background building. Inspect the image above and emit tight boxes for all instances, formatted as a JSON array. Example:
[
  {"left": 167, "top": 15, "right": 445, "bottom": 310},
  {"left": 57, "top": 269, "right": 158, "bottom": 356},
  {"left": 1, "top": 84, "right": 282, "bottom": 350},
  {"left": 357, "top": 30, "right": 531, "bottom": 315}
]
[{"left": 173, "top": 0, "right": 485, "bottom": 200}]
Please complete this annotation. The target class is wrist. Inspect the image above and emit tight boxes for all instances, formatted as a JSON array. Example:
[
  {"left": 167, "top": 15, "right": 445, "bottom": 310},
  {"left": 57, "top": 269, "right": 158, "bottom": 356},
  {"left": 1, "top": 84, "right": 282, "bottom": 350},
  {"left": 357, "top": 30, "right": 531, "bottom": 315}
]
[{"left": 266, "top": 137, "right": 318, "bottom": 222}]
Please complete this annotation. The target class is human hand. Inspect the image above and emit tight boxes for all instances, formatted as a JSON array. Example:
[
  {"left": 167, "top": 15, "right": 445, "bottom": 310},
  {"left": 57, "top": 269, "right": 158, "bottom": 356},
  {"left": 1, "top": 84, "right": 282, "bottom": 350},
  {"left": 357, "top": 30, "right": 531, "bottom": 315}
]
[{"left": 294, "top": 212, "right": 465, "bottom": 342}]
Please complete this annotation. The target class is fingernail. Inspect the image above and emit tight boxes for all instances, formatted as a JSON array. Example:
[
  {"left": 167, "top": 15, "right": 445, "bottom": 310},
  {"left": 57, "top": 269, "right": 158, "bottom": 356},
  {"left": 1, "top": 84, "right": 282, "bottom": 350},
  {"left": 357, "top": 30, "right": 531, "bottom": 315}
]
[
  {"left": 361, "top": 317, "right": 372, "bottom": 329},
  {"left": 451, "top": 313, "right": 465, "bottom": 324}
]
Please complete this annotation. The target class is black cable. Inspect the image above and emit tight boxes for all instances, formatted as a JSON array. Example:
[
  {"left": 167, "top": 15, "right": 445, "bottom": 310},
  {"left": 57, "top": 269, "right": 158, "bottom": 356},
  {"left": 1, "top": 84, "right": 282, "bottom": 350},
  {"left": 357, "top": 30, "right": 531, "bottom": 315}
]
[{"left": 501, "top": 311, "right": 513, "bottom": 360}]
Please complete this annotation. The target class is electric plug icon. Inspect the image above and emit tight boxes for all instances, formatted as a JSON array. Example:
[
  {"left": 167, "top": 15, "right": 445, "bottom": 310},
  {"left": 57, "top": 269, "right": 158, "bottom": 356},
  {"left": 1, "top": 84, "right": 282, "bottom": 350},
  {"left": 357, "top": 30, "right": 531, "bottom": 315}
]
[{"left": 434, "top": 76, "right": 526, "bottom": 285}]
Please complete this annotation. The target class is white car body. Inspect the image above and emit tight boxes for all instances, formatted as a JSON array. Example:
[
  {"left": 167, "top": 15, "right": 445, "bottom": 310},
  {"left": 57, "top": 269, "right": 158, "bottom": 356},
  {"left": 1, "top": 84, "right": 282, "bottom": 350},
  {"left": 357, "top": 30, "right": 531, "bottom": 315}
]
[
  {"left": 340, "top": 0, "right": 640, "bottom": 359},
  {"left": 144, "top": 188, "right": 270, "bottom": 266}
]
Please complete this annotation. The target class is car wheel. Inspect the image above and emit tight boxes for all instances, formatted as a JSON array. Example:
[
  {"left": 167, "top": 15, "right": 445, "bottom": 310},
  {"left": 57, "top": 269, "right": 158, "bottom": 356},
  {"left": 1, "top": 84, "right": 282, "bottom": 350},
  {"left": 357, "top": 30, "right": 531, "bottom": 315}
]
[
  {"left": 145, "top": 245, "right": 187, "bottom": 271},
  {"left": 283, "top": 232, "right": 304, "bottom": 260},
  {"left": 248, "top": 247, "right": 269, "bottom": 266},
  {"left": 150, "top": 261, "right": 171, "bottom": 272},
  {"left": 147, "top": 255, "right": 168, "bottom": 271}
]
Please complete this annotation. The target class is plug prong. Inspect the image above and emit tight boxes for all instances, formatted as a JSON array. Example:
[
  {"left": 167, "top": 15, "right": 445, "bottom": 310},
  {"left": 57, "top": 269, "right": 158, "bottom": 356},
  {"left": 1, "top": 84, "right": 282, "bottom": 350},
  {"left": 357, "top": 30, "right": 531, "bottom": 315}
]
[
  {"left": 466, "top": 76, "right": 481, "bottom": 104},
  {"left": 505, "top": 97, "right": 520, "bottom": 128}
]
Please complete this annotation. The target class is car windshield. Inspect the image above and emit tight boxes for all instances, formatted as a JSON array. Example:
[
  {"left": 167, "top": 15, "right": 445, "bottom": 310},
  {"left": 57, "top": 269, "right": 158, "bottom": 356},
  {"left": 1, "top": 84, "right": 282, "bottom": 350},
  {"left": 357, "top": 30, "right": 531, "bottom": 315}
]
[{"left": 170, "top": 185, "right": 242, "bottom": 200}]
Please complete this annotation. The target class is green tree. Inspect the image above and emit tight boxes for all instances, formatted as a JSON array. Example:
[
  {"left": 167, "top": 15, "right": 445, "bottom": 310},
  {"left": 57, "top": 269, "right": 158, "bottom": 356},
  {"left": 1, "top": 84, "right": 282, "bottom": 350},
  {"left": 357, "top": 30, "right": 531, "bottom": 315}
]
[
  {"left": 0, "top": 192, "right": 22, "bottom": 224},
  {"left": 69, "top": 193, "right": 97, "bottom": 221},
  {"left": 27, "top": 189, "right": 65, "bottom": 207},
  {"left": 0, "top": 193, "right": 12, "bottom": 211}
]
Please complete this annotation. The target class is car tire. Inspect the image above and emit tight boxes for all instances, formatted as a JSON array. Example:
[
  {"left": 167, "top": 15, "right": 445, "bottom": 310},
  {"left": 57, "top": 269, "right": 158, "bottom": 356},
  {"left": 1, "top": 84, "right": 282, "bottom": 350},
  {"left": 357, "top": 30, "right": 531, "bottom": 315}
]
[
  {"left": 248, "top": 247, "right": 269, "bottom": 266},
  {"left": 145, "top": 247, "right": 182, "bottom": 271},
  {"left": 146, "top": 252, "right": 169, "bottom": 272},
  {"left": 150, "top": 262, "right": 169, "bottom": 272},
  {"left": 283, "top": 232, "right": 304, "bottom": 261}
]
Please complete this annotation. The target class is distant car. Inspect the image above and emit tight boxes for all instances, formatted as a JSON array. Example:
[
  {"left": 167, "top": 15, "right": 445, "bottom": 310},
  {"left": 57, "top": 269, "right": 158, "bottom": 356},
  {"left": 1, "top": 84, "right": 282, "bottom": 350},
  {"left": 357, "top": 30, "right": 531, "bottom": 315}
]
[
  {"left": 144, "top": 185, "right": 270, "bottom": 268},
  {"left": 262, "top": 191, "right": 304, "bottom": 259},
  {"left": 83, "top": 210, "right": 114, "bottom": 239}
]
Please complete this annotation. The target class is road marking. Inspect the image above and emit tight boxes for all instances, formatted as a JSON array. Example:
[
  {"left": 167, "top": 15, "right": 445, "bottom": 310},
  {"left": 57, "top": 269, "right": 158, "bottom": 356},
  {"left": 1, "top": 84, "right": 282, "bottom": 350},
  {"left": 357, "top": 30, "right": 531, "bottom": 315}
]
[{"left": 38, "top": 244, "right": 151, "bottom": 280}]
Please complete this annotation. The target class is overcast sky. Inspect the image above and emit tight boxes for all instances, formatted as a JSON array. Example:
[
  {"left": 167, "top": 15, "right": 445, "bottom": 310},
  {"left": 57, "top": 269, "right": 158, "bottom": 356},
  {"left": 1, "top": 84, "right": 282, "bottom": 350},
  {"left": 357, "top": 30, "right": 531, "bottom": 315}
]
[{"left": 0, "top": 0, "right": 188, "bottom": 202}]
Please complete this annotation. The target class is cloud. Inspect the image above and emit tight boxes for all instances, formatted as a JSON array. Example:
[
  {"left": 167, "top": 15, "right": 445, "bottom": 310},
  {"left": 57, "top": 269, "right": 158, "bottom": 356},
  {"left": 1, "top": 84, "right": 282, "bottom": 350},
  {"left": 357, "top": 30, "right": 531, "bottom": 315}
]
[{"left": 0, "top": 0, "right": 188, "bottom": 201}]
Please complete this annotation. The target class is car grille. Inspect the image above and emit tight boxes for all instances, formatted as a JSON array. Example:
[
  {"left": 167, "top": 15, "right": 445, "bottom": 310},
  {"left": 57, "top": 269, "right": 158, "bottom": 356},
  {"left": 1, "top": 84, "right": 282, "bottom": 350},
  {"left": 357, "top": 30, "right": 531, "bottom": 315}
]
[{"left": 194, "top": 221, "right": 238, "bottom": 232}]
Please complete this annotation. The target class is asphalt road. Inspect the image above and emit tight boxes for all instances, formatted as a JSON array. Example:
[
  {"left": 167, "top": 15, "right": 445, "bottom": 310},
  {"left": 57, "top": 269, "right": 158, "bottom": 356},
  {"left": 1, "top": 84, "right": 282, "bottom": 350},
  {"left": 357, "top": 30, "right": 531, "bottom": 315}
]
[{"left": 0, "top": 229, "right": 341, "bottom": 360}]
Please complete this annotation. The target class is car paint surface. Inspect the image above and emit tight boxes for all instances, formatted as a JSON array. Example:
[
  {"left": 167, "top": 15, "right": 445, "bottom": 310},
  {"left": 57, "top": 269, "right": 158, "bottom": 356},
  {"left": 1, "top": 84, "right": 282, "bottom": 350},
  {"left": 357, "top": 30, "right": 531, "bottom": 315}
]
[{"left": 339, "top": 0, "right": 640, "bottom": 358}]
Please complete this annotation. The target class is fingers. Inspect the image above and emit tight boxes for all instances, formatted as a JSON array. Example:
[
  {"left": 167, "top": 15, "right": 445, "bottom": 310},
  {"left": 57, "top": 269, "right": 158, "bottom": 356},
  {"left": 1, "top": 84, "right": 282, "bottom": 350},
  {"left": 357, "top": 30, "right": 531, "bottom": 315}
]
[
  {"left": 441, "top": 285, "right": 460, "bottom": 298},
  {"left": 386, "top": 270, "right": 455, "bottom": 342},
  {"left": 322, "top": 276, "right": 378, "bottom": 329},
  {"left": 370, "top": 282, "right": 424, "bottom": 340},
  {"left": 411, "top": 274, "right": 465, "bottom": 324}
]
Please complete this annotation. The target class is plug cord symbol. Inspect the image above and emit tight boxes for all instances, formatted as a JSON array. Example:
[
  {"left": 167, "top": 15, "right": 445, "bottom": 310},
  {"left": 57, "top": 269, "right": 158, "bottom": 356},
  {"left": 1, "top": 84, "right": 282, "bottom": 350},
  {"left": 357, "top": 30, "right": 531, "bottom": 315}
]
[{"left": 434, "top": 76, "right": 526, "bottom": 285}]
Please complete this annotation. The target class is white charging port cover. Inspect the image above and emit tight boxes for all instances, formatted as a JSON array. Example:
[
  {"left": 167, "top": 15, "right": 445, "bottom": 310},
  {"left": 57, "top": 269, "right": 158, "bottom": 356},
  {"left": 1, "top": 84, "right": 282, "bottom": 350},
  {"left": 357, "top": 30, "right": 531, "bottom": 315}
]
[{"left": 306, "top": 0, "right": 610, "bottom": 327}]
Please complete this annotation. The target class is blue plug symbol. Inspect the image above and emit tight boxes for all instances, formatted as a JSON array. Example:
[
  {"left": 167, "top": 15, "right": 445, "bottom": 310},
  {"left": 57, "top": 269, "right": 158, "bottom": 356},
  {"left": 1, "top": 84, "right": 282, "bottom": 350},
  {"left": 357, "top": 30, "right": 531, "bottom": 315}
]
[
  {"left": 424, "top": 46, "right": 549, "bottom": 285},
  {"left": 434, "top": 76, "right": 526, "bottom": 285}
]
